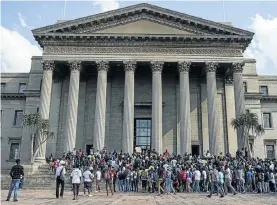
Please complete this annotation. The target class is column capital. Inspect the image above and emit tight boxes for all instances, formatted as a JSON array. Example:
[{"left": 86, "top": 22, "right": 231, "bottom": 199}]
[
  {"left": 150, "top": 61, "right": 164, "bottom": 72},
  {"left": 68, "top": 61, "right": 82, "bottom": 71},
  {"left": 205, "top": 62, "right": 218, "bottom": 73},
  {"left": 178, "top": 61, "right": 191, "bottom": 73},
  {"left": 41, "top": 60, "right": 55, "bottom": 71},
  {"left": 123, "top": 61, "right": 136, "bottom": 72},
  {"left": 96, "top": 60, "right": 109, "bottom": 72},
  {"left": 224, "top": 77, "right": 234, "bottom": 84},
  {"left": 232, "top": 62, "right": 245, "bottom": 73}
]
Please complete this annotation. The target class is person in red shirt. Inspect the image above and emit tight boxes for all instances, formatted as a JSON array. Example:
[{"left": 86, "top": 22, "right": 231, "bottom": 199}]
[
  {"left": 77, "top": 149, "right": 82, "bottom": 158},
  {"left": 181, "top": 167, "right": 187, "bottom": 192}
]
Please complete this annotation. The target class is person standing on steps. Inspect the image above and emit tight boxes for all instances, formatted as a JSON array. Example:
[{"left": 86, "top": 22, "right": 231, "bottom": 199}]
[
  {"left": 56, "top": 160, "right": 66, "bottom": 199},
  {"left": 6, "top": 159, "right": 24, "bottom": 202}
]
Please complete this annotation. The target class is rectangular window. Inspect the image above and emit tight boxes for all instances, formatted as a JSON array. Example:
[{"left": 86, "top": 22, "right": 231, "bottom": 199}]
[
  {"left": 263, "top": 113, "right": 272, "bottom": 128},
  {"left": 134, "top": 119, "right": 151, "bottom": 151},
  {"left": 266, "top": 145, "right": 275, "bottom": 159},
  {"left": 18, "top": 83, "right": 26, "bottom": 93},
  {"left": 1, "top": 83, "right": 6, "bottom": 93},
  {"left": 9, "top": 143, "right": 20, "bottom": 160},
  {"left": 243, "top": 82, "right": 247, "bottom": 93},
  {"left": 260, "top": 86, "right": 268, "bottom": 96},
  {"left": 40, "top": 79, "right": 42, "bottom": 91},
  {"left": 13, "top": 110, "right": 23, "bottom": 127}
]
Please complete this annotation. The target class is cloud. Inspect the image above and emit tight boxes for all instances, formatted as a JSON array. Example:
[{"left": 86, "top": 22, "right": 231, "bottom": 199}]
[
  {"left": 18, "top": 12, "right": 28, "bottom": 28},
  {"left": 244, "top": 14, "right": 277, "bottom": 75},
  {"left": 1, "top": 26, "right": 42, "bottom": 73},
  {"left": 93, "top": 0, "right": 119, "bottom": 12}
]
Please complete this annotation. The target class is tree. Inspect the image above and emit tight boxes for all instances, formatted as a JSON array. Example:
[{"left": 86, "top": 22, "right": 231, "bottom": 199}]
[
  {"left": 230, "top": 112, "right": 265, "bottom": 158},
  {"left": 23, "top": 113, "right": 55, "bottom": 163}
]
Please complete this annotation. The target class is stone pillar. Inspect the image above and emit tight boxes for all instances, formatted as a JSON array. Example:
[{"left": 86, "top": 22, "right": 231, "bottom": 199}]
[
  {"left": 64, "top": 61, "right": 81, "bottom": 153},
  {"left": 224, "top": 77, "right": 238, "bottom": 156},
  {"left": 122, "top": 61, "right": 136, "bottom": 154},
  {"left": 35, "top": 61, "right": 54, "bottom": 162},
  {"left": 151, "top": 61, "right": 163, "bottom": 154},
  {"left": 178, "top": 61, "right": 192, "bottom": 155},
  {"left": 205, "top": 62, "right": 219, "bottom": 156},
  {"left": 232, "top": 62, "right": 246, "bottom": 150},
  {"left": 200, "top": 79, "right": 209, "bottom": 153},
  {"left": 93, "top": 61, "right": 109, "bottom": 151}
]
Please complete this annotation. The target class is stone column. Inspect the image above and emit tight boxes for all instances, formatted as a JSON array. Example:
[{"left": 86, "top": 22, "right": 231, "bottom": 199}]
[
  {"left": 200, "top": 79, "right": 209, "bottom": 153},
  {"left": 205, "top": 62, "right": 219, "bottom": 156},
  {"left": 232, "top": 62, "right": 245, "bottom": 150},
  {"left": 93, "top": 61, "right": 109, "bottom": 151},
  {"left": 151, "top": 61, "right": 164, "bottom": 154},
  {"left": 178, "top": 61, "right": 192, "bottom": 155},
  {"left": 35, "top": 61, "right": 54, "bottom": 162},
  {"left": 122, "top": 61, "right": 136, "bottom": 154},
  {"left": 64, "top": 61, "right": 81, "bottom": 153},
  {"left": 224, "top": 77, "right": 238, "bottom": 156}
]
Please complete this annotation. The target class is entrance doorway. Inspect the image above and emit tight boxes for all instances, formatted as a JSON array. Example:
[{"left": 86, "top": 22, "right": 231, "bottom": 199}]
[
  {"left": 134, "top": 119, "right": 151, "bottom": 152},
  {"left": 192, "top": 145, "right": 200, "bottom": 156},
  {"left": 86, "top": 144, "right": 93, "bottom": 155}
]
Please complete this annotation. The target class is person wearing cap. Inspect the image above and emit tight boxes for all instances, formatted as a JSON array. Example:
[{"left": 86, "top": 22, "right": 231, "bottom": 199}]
[{"left": 56, "top": 160, "right": 66, "bottom": 199}]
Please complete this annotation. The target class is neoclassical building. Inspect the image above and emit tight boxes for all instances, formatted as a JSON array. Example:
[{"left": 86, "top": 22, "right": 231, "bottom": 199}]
[{"left": 1, "top": 4, "right": 277, "bottom": 169}]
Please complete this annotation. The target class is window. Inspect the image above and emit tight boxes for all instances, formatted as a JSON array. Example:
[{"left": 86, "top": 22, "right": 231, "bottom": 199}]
[
  {"left": 134, "top": 119, "right": 151, "bottom": 151},
  {"left": 37, "top": 107, "right": 39, "bottom": 113},
  {"left": 246, "top": 109, "right": 250, "bottom": 114},
  {"left": 1, "top": 83, "right": 6, "bottom": 93},
  {"left": 243, "top": 82, "right": 247, "bottom": 93},
  {"left": 263, "top": 113, "right": 272, "bottom": 128},
  {"left": 9, "top": 143, "right": 20, "bottom": 160},
  {"left": 13, "top": 110, "right": 23, "bottom": 127},
  {"left": 260, "top": 86, "right": 268, "bottom": 96},
  {"left": 266, "top": 145, "right": 275, "bottom": 159},
  {"left": 40, "top": 79, "right": 42, "bottom": 91},
  {"left": 18, "top": 83, "right": 26, "bottom": 93}
]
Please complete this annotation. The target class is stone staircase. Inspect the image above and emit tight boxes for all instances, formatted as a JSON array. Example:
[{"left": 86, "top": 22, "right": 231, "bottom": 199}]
[{"left": 1, "top": 164, "right": 105, "bottom": 190}]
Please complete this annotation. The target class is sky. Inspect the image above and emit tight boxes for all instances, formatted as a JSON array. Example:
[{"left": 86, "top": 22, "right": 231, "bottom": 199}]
[{"left": 1, "top": 0, "right": 277, "bottom": 75}]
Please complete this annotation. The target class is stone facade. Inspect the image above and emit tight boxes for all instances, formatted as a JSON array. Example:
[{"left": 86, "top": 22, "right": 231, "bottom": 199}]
[{"left": 1, "top": 4, "right": 277, "bottom": 171}]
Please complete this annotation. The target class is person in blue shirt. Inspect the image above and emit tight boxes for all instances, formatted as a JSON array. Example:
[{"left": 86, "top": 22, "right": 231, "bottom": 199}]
[{"left": 247, "top": 169, "right": 253, "bottom": 192}]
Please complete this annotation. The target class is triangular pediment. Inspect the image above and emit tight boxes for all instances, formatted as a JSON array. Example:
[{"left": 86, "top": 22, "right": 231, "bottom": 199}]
[
  {"left": 94, "top": 20, "right": 194, "bottom": 34},
  {"left": 32, "top": 3, "right": 253, "bottom": 37}
]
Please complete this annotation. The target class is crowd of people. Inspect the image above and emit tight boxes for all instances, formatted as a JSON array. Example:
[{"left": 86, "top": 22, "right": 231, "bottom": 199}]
[{"left": 49, "top": 147, "right": 277, "bottom": 200}]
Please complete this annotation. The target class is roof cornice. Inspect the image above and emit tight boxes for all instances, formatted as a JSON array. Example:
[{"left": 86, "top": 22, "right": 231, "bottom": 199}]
[{"left": 32, "top": 3, "right": 254, "bottom": 37}]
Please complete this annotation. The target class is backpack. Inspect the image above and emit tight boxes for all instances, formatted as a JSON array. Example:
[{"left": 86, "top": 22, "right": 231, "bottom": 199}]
[
  {"left": 60, "top": 168, "right": 65, "bottom": 181},
  {"left": 141, "top": 171, "right": 147, "bottom": 180},
  {"left": 105, "top": 170, "right": 111, "bottom": 180}
]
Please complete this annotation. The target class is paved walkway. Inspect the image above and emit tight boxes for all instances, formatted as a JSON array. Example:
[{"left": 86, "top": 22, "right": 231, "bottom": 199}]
[{"left": 1, "top": 190, "right": 277, "bottom": 205}]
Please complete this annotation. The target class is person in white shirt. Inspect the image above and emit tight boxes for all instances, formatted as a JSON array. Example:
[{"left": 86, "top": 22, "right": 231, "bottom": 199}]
[
  {"left": 171, "top": 159, "right": 177, "bottom": 168},
  {"left": 193, "top": 168, "right": 201, "bottom": 192},
  {"left": 95, "top": 168, "right": 102, "bottom": 192},
  {"left": 70, "top": 165, "right": 82, "bottom": 200},
  {"left": 201, "top": 169, "right": 207, "bottom": 192},
  {"left": 55, "top": 160, "right": 66, "bottom": 199},
  {"left": 83, "top": 167, "right": 94, "bottom": 196}
]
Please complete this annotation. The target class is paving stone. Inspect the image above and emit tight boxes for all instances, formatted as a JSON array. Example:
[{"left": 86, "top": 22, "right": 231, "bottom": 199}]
[{"left": 1, "top": 190, "right": 277, "bottom": 205}]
